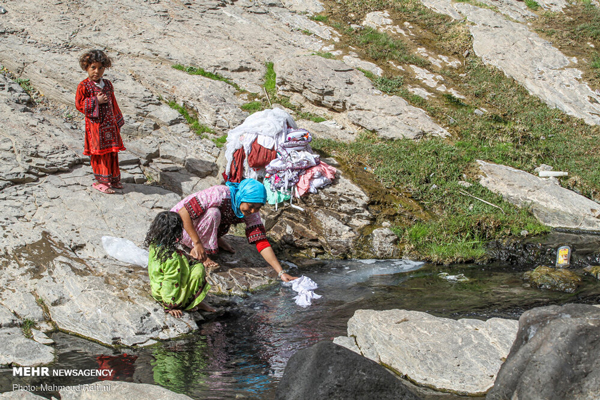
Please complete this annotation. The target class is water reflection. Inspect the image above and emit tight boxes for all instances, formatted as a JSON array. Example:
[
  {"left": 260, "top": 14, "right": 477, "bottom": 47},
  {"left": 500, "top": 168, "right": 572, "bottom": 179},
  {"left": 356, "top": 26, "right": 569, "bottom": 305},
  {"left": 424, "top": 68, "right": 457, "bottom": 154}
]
[{"left": 1, "top": 258, "right": 598, "bottom": 400}]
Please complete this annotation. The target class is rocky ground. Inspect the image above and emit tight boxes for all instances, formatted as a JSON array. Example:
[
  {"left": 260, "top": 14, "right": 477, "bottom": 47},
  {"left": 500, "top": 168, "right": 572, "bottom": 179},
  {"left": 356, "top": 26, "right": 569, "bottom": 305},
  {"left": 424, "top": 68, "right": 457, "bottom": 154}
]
[{"left": 1, "top": 0, "right": 600, "bottom": 394}]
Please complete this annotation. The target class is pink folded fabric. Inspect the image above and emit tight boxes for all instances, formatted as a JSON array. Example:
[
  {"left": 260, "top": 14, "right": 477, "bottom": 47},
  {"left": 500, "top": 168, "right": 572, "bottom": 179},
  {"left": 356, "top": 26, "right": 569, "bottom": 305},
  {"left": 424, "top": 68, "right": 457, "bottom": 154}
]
[{"left": 296, "top": 161, "right": 336, "bottom": 197}]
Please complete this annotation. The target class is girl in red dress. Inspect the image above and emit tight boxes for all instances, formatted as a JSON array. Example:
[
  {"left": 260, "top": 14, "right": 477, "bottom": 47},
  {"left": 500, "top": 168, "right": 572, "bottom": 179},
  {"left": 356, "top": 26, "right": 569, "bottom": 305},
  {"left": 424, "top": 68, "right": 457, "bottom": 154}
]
[{"left": 75, "top": 50, "right": 126, "bottom": 194}]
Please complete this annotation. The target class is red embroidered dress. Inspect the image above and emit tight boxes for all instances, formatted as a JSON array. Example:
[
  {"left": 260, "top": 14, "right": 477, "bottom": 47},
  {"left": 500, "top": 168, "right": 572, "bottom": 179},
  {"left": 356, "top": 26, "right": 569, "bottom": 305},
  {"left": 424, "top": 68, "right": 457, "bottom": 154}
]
[{"left": 75, "top": 78, "right": 125, "bottom": 184}]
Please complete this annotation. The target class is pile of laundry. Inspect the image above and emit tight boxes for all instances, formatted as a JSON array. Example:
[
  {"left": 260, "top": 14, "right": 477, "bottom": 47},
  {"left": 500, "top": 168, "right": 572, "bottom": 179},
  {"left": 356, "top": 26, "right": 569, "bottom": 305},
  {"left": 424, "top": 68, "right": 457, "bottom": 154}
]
[{"left": 224, "top": 109, "right": 336, "bottom": 206}]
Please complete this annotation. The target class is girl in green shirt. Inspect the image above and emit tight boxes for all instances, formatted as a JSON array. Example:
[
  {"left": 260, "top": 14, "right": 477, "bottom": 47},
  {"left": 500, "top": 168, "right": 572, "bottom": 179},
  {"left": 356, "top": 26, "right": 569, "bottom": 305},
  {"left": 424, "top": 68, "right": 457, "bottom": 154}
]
[{"left": 144, "top": 211, "right": 214, "bottom": 318}]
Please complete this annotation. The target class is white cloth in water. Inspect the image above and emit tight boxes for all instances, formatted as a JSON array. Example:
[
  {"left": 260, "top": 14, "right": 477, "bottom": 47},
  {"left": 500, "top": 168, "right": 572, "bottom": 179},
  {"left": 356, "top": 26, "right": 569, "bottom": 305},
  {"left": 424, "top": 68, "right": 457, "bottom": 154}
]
[{"left": 283, "top": 275, "right": 322, "bottom": 307}]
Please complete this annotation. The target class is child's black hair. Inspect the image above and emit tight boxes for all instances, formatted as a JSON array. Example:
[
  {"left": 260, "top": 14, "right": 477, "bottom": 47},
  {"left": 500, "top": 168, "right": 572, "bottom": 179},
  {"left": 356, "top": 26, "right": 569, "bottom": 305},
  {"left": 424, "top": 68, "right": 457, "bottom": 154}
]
[
  {"left": 79, "top": 50, "right": 112, "bottom": 71},
  {"left": 144, "top": 211, "right": 183, "bottom": 263}
]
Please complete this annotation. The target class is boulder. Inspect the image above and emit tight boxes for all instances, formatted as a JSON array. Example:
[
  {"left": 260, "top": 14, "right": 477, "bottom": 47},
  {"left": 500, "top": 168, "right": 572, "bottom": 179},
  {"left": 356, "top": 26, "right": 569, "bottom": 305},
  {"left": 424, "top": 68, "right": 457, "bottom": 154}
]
[
  {"left": 335, "top": 309, "right": 518, "bottom": 395},
  {"left": 487, "top": 304, "right": 600, "bottom": 400},
  {"left": 523, "top": 265, "right": 582, "bottom": 293},
  {"left": 0, "top": 392, "right": 47, "bottom": 399},
  {"left": 275, "top": 341, "right": 421, "bottom": 400},
  {"left": 478, "top": 160, "right": 600, "bottom": 231},
  {"left": 370, "top": 228, "right": 399, "bottom": 258}
]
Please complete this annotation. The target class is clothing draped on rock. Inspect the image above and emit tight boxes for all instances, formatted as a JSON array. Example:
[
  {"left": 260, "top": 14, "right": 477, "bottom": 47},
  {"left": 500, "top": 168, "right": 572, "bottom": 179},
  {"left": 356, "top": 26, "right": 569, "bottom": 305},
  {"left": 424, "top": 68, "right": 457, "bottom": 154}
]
[
  {"left": 148, "top": 245, "right": 211, "bottom": 311},
  {"left": 224, "top": 108, "right": 297, "bottom": 183},
  {"left": 224, "top": 110, "right": 336, "bottom": 206},
  {"left": 170, "top": 184, "right": 270, "bottom": 254},
  {"left": 75, "top": 78, "right": 125, "bottom": 184}
]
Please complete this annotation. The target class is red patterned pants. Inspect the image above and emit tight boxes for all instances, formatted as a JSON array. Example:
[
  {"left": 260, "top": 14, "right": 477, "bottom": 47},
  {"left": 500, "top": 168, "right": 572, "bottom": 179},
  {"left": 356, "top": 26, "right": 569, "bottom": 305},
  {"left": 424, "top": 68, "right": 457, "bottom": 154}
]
[{"left": 90, "top": 152, "right": 120, "bottom": 185}]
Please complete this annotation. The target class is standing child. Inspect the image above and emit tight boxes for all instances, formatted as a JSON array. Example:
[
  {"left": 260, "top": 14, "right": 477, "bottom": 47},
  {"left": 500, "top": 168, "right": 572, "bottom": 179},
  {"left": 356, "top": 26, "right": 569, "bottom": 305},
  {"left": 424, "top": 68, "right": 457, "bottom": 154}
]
[
  {"left": 144, "top": 211, "right": 215, "bottom": 318},
  {"left": 75, "top": 50, "right": 126, "bottom": 194}
]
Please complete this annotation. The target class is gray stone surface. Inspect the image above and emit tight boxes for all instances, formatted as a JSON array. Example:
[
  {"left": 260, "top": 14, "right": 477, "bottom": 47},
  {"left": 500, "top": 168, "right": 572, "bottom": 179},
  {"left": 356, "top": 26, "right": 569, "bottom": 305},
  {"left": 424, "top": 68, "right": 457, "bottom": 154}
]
[
  {"left": 59, "top": 381, "right": 193, "bottom": 400},
  {"left": 264, "top": 173, "right": 374, "bottom": 258},
  {"left": 488, "top": 304, "right": 600, "bottom": 400},
  {"left": 418, "top": 0, "right": 600, "bottom": 126},
  {"left": 277, "top": 56, "right": 449, "bottom": 139},
  {"left": 148, "top": 105, "right": 184, "bottom": 127},
  {"left": 0, "top": 328, "right": 55, "bottom": 366},
  {"left": 335, "top": 309, "right": 518, "bottom": 395},
  {"left": 370, "top": 228, "right": 399, "bottom": 258},
  {"left": 478, "top": 160, "right": 600, "bottom": 231},
  {"left": 0, "top": 392, "right": 47, "bottom": 400},
  {"left": 275, "top": 341, "right": 421, "bottom": 400}
]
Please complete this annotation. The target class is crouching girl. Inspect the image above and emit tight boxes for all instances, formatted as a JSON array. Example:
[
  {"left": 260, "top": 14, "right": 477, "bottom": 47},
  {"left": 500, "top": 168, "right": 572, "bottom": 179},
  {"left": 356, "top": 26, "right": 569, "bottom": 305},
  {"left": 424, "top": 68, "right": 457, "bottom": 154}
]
[{"left": 144, "top": 211, "right": 214, "bottom": 318}]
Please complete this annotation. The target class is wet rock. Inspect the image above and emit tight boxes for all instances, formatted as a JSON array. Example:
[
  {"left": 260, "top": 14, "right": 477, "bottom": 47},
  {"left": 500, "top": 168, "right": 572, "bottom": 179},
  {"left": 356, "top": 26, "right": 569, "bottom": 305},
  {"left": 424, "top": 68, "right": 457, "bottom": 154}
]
[
  {"left": 487, "top": 231, "right": 600, "bottom": 268},
  {"left": 478, "top": 160, "right": 600, "bottom": 231},
  {"left": 488, "top": 304, "right": 600, "bottom": 400},
  {"left": 523, "top": 265, "right": 582, "bottom": 293},
  {"left": 59, "top": 381, "right": 193, "bottom": 399},
  {"left": 275, "top": 341, "right": 421, "bottom": 400},
  {"left": 370, "top": 227, "right": 399, "bottom": 258},
  {"left": 335, "top": 309, "right": 518, "bottom": 396},
  {"left": 0, "top": 327, "right": 55, "bottom": 366},
  {"left": 584, "top": 265, "right": 600, "bottom": 280}
]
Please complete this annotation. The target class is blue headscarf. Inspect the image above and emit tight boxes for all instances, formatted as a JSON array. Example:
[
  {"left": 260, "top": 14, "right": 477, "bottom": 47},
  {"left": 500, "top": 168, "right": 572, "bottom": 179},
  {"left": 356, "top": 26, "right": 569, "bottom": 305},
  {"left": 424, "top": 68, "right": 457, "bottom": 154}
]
[{"left": 226, "top": 179, "right": 267, "bottom": 218}]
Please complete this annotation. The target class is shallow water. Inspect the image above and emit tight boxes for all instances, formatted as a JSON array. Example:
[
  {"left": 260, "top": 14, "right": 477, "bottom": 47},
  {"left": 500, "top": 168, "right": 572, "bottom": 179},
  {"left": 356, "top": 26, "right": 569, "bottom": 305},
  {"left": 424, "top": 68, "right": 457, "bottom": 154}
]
[{"left": 2, "top": 259, "right": 599, "bottom": 399}]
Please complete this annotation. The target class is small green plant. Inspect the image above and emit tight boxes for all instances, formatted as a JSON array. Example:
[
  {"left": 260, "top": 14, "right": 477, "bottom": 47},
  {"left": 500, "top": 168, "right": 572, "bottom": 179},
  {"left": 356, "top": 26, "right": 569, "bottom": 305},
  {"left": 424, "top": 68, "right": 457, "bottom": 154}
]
[
  {"left": 212, "top": 134, "right": 228, "bottom": 148},
  {"left": 264, "top": 62, "right": 277, "bottom": 100},
  {"left": 241, "top": 101, "right": 263, "bottom": 113},
  {"left": 313, "top": 51, "right": 335, "bottom": 59},
  {"left": 36, "top": 298, "right": 44, "bottom": 305},
  {"left": 524, "top": 0, "right": 540, "bottom": 10},
  {"left": 167, "top": 100, "right": 214, "bottom": 136},
  {"left": 309, "top": 15, "right": 328, "bottom": 22},
  {"left": 21, "top": 319, "right": 36, "bottom": 339},
  {"left": 374, "top": 76, "right": 404, "bottom": 94},
  {"left": 172, "top": 64, "right": 242, "bottom": 91},
  {"left": 297, "top": 111, "right": 327, "bottom": 123},
  {"left": 443, "top": 93, "right": 468, "bottom": 107},
  {"left": 301, "top": 29, "right": 313, "bottom": 36},
  {"left": 15, "top": 78, "right": 33, "bottom": 95}
]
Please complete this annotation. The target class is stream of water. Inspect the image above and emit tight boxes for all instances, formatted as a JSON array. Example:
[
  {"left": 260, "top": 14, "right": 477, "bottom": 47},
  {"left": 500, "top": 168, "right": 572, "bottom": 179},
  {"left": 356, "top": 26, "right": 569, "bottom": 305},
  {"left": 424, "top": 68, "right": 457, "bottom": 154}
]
[{"left": 2, "top": 258, "right": 600, "bottom": 399}]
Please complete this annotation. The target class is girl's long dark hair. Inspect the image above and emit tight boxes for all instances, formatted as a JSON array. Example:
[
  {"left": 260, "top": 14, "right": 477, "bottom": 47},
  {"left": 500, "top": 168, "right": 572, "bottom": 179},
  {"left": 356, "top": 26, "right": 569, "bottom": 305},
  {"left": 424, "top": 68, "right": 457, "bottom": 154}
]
[{"left": 144, "top": 211, "right": 183, "bottom": 263}]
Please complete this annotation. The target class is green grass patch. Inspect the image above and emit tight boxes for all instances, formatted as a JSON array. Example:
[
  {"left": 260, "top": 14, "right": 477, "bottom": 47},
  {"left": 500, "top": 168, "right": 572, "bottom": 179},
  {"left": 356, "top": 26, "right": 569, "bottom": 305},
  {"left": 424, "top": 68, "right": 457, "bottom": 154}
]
[
  {"left": 313, "top": 51, "right": 335, "bottom": 59},
  {"left": 21, "top": 319, "right": 36, "bottom": 339},
  {"left": 352, "top": 27, "right": 429, "bottom": 66},
  {"left": 310, "top": 15, "right": 328, "bottom": 22},
  {"left": 297, "top": 111, "right": 327, "bottom": 123},
  {"left": 301, "top": 29, "right": 313, "bottom": 36},
  {"left": 173, "top": 64, "right": 242, "bottom": 92},
  {"left": 358, "top": 68, "right": 404, "bottom": 94},
  {"left": 167, "top": 100, "right": 215, "bottom": 136},
  {"left": 212, "top": 134, "right": 227, "bottom": 148},
  {"left": 264, "top": 62, "right": 277, "bottom": 100},
  {"left": 525, "top": 0, "right": 540, "bottom": 10},
  {"left": 241, "top": 101, "right": 264, "bottom": 113}
]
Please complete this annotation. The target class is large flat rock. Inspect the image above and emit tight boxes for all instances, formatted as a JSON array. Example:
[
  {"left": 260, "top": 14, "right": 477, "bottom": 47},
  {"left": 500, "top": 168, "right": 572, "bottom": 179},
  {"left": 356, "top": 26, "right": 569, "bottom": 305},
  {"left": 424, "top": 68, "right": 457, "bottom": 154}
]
[
  {"left": 335, "top": 309, "right": 518, "bottom": 395},
  {"left": 277, "top": 55, "right": 449, "bottom": 140},
  {"left": 418, "top": 0, "right": 600, "bottom": 126},
  {"left": 478, "top": 160, "right": 600, "bottom": 231}
]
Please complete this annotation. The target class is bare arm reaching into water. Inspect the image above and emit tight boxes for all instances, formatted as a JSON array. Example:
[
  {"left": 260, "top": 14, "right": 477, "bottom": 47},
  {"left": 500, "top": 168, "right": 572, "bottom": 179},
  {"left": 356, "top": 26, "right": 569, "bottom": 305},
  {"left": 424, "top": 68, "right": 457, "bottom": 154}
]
[{"left": 260, "top": 245, "right": 297, "bottom": 282}]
